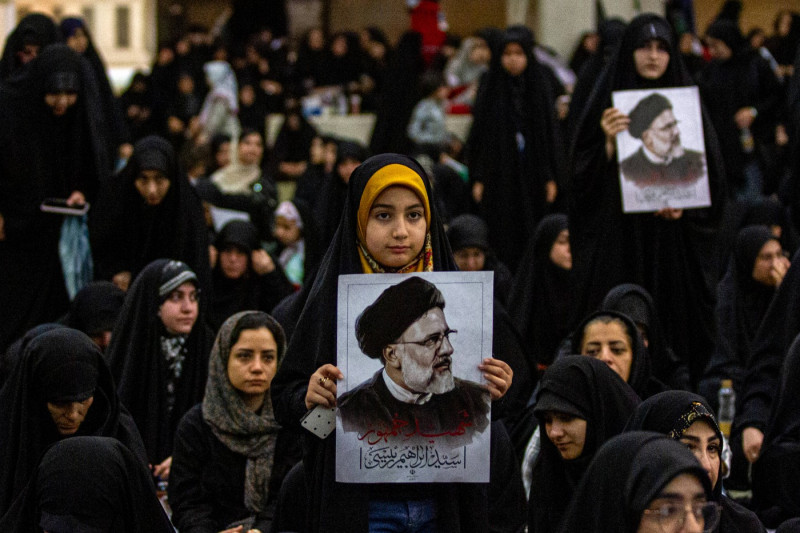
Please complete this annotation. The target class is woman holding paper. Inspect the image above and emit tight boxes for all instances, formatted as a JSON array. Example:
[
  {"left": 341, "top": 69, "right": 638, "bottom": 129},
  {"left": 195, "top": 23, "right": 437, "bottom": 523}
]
[{"left": 568, "top": 13, "right": 726, "bottom": 387}]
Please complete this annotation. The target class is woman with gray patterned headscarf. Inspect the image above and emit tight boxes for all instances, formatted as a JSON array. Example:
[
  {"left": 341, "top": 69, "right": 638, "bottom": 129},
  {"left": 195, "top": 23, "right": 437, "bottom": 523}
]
[{"left": 169, "top": 311, "right": 302, "bottom": 533}]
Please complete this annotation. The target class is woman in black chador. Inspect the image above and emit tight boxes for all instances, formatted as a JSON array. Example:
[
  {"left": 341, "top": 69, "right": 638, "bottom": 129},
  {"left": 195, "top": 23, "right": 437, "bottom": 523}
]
[
  {"left": 0, "top": 44, "right": 108, "bottom": 352},
  {"left": 106, "top": 259, "right": 214, "bottom": 478},
  {"left": 0, "top": 328, "right": 146, "bottom": 516},
  {"left": 90, "top": 135, "right": 210, "bottom": 292},
  {"left": 527, "top": 356, "right": 641, "bottom": 533},
  {"left": 557, "top": 432, "right": 716, "bottom": 533},
  {"left": 0, "top": 436, "right": 174, "bottom": 533},
  {"left": 568, "top": 14, "right": 726, "bottom": 385},
  {"left": 507, "top": 213, "right": 573, "bottom": 370},
  {"left": 626, "top": 390, "right": 766, "bottom": 532},
  {"left": 751, "top": 333, "right": 800, "bottom": 528},
  {"left": 466, "top": 25, "right": 559, "bottom": 272},
  {"left": 700, "top": 226, "right": 786, "bottom": 408}
]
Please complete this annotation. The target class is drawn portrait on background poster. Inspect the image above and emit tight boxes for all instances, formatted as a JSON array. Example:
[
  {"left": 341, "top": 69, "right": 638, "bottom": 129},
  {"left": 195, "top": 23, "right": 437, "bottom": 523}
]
[
  {"left": 613, "top": 86, "right": 711, "bottom": 213},
  {"left": 335, "top": 272, "right": 493, "bottom": 484}
]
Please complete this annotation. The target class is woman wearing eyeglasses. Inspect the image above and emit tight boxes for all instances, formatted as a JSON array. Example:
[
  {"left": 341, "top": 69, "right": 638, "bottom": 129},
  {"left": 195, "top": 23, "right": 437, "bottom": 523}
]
[
  {"left": 626, "top": 391, "right": 765, "bottom": 532},
  {"left": 559, "top": 431, "right": 721, "bottom": 533}
]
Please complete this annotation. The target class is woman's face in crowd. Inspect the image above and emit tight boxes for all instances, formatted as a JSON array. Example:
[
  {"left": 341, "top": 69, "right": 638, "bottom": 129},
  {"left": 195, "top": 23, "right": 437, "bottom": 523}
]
[
  {"left": 134, "top": 169, "right": 171, "bottom": 206},
  {"left": 637, "top": 473, "right": 707, "bottom": 533},
  {"left": 679, "top": 420, "right": 721, "bottom": 490},
  {"left": 331, "top": 35, "right": 348, "bottom": 57},
  {"left": 364, "top": 185, "right": 427, "bottom": 268},
  {"left": 549, "top": 229, "right": 572, "bottom": 270},
  {"left": 227, "top": 327, "right": 278, "bottom": 400},
  {"left": 706, "top": 37, "right": 732, "bottom": 61},
  {"left": 581, "top": 320, "right": 634, "bottom": 382},
  {"left": 633, "top": 39, "right": 670, "bottom": 80},
  {"left": 337, "top": 157, "right": 361, "bottom": 185},
  {"left": 501, "top": 42, "right": 527, "bottom": 77},
  {"left": 45, "top": 92, "right": 78, "bottom": 117},
  {"left": 47, "top": 397, "right": 94, "bottom": 435},
  {"left": 274, "top": 216, "right": 301, "bottom": 247},
  {"left": 220, "top": 245, "right": 249, "bottom": 279},
  {"left": 66, "top": 27, "right": 89, "bottom": 54},
  {"left": 469, "top": 38, "right": 490, "bottom": 65},
  {"left": 751, "top": 239, "right": 783, "bottom": 286},
  {"left": 544, "top": 411, "right": 587, "bottom": 460},
  {"left": 159, "top": 282, "right": 199, "bottom": 335},
  {"left": 238, "top": 133, "right": 264, "bottom": 166},
  {"left": 454, "top": 246, "right": 486, "bottom": 272},
  {"left": 308, "top": 28, "right": 325, "bottom": 51}
]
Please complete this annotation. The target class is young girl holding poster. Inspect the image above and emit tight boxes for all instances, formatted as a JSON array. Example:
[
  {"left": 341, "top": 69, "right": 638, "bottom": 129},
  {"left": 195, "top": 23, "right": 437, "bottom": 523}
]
[{"left": 270, "top": 153, "right": 522, "bottom": 532}]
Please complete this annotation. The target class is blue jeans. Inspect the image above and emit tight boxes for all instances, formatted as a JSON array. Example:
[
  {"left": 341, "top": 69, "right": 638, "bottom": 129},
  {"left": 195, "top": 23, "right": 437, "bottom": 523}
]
[{"left": 368, "top": 498, "right": 438, "bottom": 533}]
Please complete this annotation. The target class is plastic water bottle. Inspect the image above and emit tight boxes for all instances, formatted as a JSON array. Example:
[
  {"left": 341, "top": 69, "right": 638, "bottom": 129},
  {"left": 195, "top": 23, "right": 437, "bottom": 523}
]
[
  {"left": 740, "top": 128, "right": 755, "bottom": 154},
  {"left": 717, "top": 379, "right": 736, "bottom": 438}
]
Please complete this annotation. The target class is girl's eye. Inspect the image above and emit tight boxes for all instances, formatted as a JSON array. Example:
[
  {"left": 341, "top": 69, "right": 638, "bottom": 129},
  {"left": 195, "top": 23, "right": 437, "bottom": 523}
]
[
  {"left": 708, "top": 445, "right": 721, "bottom": 456},
  {"left": 585, "top": 349, "right": 599, "bottom": 357},
  {"left": 374, "top": 211, "right": 390, "bottom": 220},
  {"left": 408, "top": 211, "right": 424, "bottom": 220},
  {"left": 236, "top": 352, "right": 252, "bottom": 360}
]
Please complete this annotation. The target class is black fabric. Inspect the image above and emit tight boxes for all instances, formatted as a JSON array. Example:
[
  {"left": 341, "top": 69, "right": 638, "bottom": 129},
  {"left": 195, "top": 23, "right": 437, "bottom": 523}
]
[
  {"left": 466, "top": 26, "right": 559, "bottom": 271},
  {"left": 106, "top": 259, "right": 214, "bottom": 464},
  {"left": 508, "top": 214, "right": 572, "bottom": 368},
  {"left": 568, "top": 13, "right": 725, "bottom": 386},
  {"left": 566, "top": 18, "right": 627, "bottom": 140},
  {"left": 716, "top": 197, "right": 790, "bottom": 280},
  {"left": 0, "top": 13, "right": 60, "bottom": 81},
  {"left": 369, "top": 31, "right": 424, "bottom": 155},
  {"left": 752, "top": 332, "right": 800, "bottom": 527},
  {"left": 270, "top": 153, "right": 528, "bottom": 532},
  {"left": 556, "top": 431, "right": 712, "bottom": 533},
  {"left": 0, "top": 324, "right": 62, "bottom": 392},
  {"left": 169, "top": 404, "right": 303, "bottom": 533},
  {"left": 0, "top": 436, "right": 173, "bottom": 533},
  {"left": 0, "top": 328, "right": 147, "bottom": 516},
  {"left": 700, "top": 226, "right": 777, "bottom": 409},
  {"left": 312, "top": 140, "right": 369, "bottom": 247},
  {"left": 601, "top": 283, "right": 689, "bottom": 390},
  {"left": 527, "top": 355, "right": 641, "bottom": 533},
  {"left": 737, "top": 246, "right": 800, "bottom": 433},
  {"left": 446, "top": 214, "right": 514, "bottom": 306},
  {"left": 338, "top": 370, "right": 489, "bottom": 439},
  {"left": 698, "top": 22, "right": 782, "bottom": 192},
  {"left": 625, "top": 390, "right": 765, "bottom": 533},
  {"left": 271, "top": 110, "right": 317, "bottom": 167},
  {"left": 0, "top": 43, "right": 110, "bottom": 353},
  {"left": 62, "top": 281, "right": 125, "bottom": 337},
  {"left": 571, "top": 310, "right": 666, "bottom": 400},
  {"left": 209, "top": 220, "right": 295, "bottom": 332},
  {"left": 90, "top": 135, "right": 211, "bottom": 291},
  {"left": 60, "top": 17, "right": 129, "bottom": 149}
]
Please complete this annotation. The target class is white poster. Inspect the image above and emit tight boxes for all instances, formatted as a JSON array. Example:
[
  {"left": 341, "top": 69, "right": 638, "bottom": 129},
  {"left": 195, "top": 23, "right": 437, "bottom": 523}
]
[
  {"left": 335, "top": 272, "right": 493, "bottom": 483},
  {"left": 612, "top": 86, "right": 711, "bottom": 213}
]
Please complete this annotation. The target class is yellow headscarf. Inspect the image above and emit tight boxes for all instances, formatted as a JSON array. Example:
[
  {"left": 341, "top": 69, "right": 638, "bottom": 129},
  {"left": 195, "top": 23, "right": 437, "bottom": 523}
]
[{"left": 355, "top": 164, "right": 433, "bottom": 273}]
